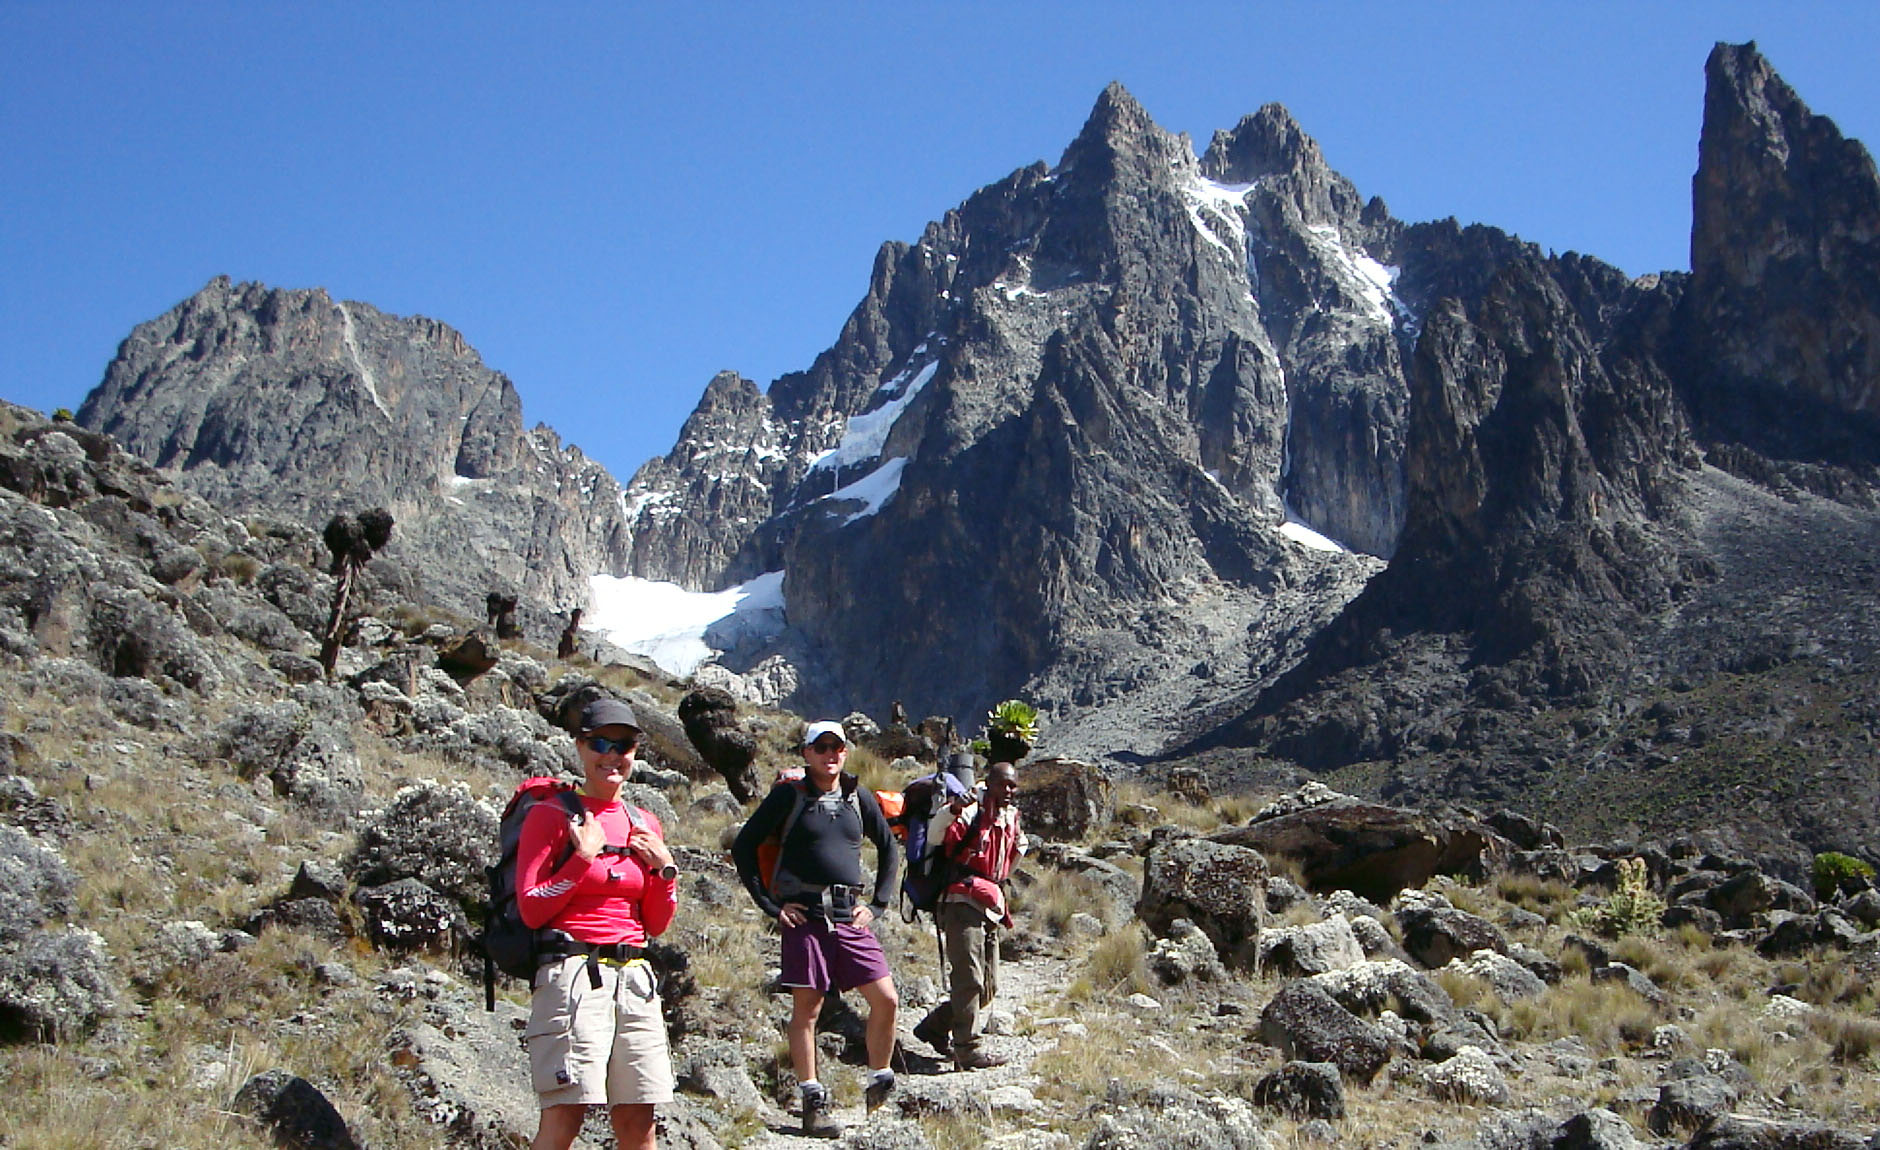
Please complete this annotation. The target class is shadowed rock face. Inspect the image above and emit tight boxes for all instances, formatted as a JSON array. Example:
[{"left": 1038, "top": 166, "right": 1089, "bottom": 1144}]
[
  {"left": 78, "top": 278, "right": 631, "bottom": 630},
  {"left": 1683, "top": 42, "right": 1880, "bottom": 461}
]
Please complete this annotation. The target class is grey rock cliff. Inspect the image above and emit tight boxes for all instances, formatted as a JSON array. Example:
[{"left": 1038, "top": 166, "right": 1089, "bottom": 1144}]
[{"left": 78, "top": 278, "right": 631, "bottom": 626}]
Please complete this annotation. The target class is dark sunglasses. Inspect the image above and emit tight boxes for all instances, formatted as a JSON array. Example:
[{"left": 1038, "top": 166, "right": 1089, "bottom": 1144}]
[
  {"left": 585, "top": 735, "right": 638, "bottom": 755},
  {"left": 807, "top": 739, "right": 846, "bottom": 754}
]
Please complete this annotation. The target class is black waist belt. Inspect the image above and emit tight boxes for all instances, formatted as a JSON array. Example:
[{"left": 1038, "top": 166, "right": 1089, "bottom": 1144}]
[{"left": 567, "top": 941, "right": 644, "bottom": 962}]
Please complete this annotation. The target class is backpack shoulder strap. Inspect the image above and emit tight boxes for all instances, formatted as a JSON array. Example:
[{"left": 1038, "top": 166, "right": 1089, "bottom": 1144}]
[{"left": 775, "top": 780, "right": 812, "bottom": 849}]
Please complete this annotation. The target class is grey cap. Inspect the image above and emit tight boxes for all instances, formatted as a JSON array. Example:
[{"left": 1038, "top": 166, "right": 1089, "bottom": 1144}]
[{"left": 578, "top": 697, "right": 641, "bottom": 735}]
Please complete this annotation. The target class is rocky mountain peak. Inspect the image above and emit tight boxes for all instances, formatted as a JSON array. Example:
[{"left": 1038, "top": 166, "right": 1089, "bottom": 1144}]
[
  {"left": 1202, "top": 103, "right": 1366, "bottom": 234},
  {"left": 1684, "top": 40, "right": 1880, "bottom": 460},
  {"left": 76, "top": 277, "right": 631, "bottom": 625},
  {"left": 1201, "top": 103, "right": 1314, "bottom": 183}
]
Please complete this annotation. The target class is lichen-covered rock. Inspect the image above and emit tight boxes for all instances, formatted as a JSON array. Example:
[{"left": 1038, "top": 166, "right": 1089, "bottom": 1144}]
[
  {"left": 345, "top": 781, "right": 497, "bottom": 906},
  {"left": 1082, "top": 1086, "right": 1271, "bottom": 1149},
  {"left": 0, "top": 825, "right": 74, "bottom": 943},
  {"left": 1257, "top": 915, "right": 1366, "bottom": 977},
  {"left": 1422, "top": 1045, "right": 1508, "bottom": 1104},
  {"left": 1016, "top": 758, "right": 1115, "bottom": 842},
  {"left": 0, "top": 926, "right": 116, "bottom": 1039},
  {"left": 1138, "top": 837, "right": 1269, "bottom": 968},
  {"left": 354, "top": 878, "right": 465, "bottom": 952},
  {"left": 1149, "top": 918, "right": 1224, "bottom": 985},
  {"left": 1259, "top": 981, "right": 1393, "bottom": 1086},
  {"left": 1445, "top": 948, "right": 1547, "bottom": 1002}
]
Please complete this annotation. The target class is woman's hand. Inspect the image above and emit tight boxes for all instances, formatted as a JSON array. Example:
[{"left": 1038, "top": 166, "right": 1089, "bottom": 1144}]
[
  {"left": 569, "top": 811, "right": 608, "bottom": 861},
  {"left": 626, "top": 827, "right": 673, "bottom": 872},
  {"left": 851, "top": 903, "right": 875, "bottom": 929}
]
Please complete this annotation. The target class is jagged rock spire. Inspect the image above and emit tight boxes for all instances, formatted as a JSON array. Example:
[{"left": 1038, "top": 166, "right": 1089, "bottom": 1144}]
[{"left": 1686, "top": 41, "right": 1880, "bottom": 430}]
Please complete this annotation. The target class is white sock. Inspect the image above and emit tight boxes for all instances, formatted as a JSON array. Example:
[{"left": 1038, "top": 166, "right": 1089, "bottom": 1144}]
[
  {"left": 800, "top": 1080, "right": 823, "bottom": 1098},
  {"left": 869, "top": 1068, "right": 894, "bottom": 1085}
]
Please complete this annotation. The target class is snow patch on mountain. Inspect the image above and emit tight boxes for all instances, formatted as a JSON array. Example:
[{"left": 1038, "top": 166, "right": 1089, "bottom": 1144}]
[
  {"left": 584, "top": 569, "right": 787, "bottom": 676},
  {"left": 822, "top": 455, "right": 908, "bottom": 525},
  {"left": 1306, "top": 224, "right": 1400, "bottom": 323},
  {"left": 809, "top": 354, "right": 941, "bottom": 474},
  {"left": 1182, "top": 176, "right": 1255, "bottom": 256}
]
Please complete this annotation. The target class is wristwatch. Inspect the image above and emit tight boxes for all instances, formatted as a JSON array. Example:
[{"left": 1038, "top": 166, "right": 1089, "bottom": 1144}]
[{"left": 657, "top": 863, "right": 679, "bottom": 881}]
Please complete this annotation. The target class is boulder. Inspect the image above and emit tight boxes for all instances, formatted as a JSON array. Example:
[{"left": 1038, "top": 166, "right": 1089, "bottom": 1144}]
[
  {"left": 1015, "top": 757, "right": 1114, "bottom": 841},
  {"left": 1553, "top": 1108, "right": 1644, "bottom": 1150},
  {"left": 353, "top": 878, "right": 465, "bottom": 952},
  {"left": 1686, "top": 1114, "right": 1869, "bottom": 1149},
  {"left": 1257, "top": 916, "right": 1366, "bottom": 977},
  {"left": 1148, "top": 918, "right": 1225, "bottom": 985},
  {"left": 1708, "top": 869, "right": 1815, "bottom": 929},
  {"left": 1259, "top": 981, "right": 1393, "bottom": 1086},
  {"left": 1648, "top": 1073, "right": 1738, "bottom": 1135},
  {"left": 0, "top": 926, "right": 116, "bottom": 1039},
  {"left": 435, "top": 629, "right": 502, "bottom": 682},
  {"left": 1251, "top": 1060, "right": 1344, "bottom": 1119},
  {"left": 232, "top": 1069, "right": 360, "bottom": 1150},
  {"left": 1137, "top": 837, "right": 1269, "bottom": 968},
  {"left": 1395, "top": 901, "right": 1510, "bottom": 968},
  {"left": 1082, "top": 1086, "right": 1271, "bottom": 1150},
  {"left": 1422, "top": 1045, "right": 1509, "bottom": 1104},
  {"left": 1446, "top": 949, "right": 1547, "bottom": 1002},
  {"left": 1214, "top": 790, "right": 1505, "bottom": 901}
]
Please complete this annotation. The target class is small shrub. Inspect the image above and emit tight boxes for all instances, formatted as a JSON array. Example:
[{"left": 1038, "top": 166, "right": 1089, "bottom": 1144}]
[
  {"left": 1565, "top": 857, "right": 1665, "bottom": 938},
  {"left": 1812, "top": 851, "right": 1875, "bottom": 900},
  {"left": 219, "top": 552, "right": 263, "bottom": 585}
]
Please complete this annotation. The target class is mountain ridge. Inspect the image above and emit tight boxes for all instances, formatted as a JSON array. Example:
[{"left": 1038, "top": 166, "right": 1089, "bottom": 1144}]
[{"left": 69, "top": 43, "right": 1880, "bottom": 867}]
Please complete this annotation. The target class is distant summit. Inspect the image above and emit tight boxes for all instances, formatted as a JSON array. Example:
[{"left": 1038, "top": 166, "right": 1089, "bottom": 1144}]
[{"left": 78, "top": 277, "right": 632, "bottom": 628}]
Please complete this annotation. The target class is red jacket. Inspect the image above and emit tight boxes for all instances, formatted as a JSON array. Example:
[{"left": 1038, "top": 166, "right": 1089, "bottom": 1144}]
[{"left": 943, "top": 803, "right": 1023, "bottom": 923}]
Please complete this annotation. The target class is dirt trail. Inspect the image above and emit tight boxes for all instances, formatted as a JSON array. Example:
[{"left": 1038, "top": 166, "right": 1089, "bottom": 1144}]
[{"left": 739, "top": 946, "right": 1079, "bottom": 1146}]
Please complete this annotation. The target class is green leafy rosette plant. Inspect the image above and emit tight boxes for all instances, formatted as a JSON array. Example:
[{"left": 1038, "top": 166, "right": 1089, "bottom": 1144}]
[
  {"left": 1566, "top": 857, "right": 1666, "bottom": 939},
  {"left": 1813, "top": 851, "right": 1876, "bottom": 901},
  {"left": 985, "top": 699, "right": 1038, "bottom": 763}
]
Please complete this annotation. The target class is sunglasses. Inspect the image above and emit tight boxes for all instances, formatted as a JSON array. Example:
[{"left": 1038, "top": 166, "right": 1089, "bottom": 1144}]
[
  {"left": 807, "top": 739, "right": 846, "bottom": 754},
  {"left": 585, "top": 735, "right": 638, "bottom": 755}
]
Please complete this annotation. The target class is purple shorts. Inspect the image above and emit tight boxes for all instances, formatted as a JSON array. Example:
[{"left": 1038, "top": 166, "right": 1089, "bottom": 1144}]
[{"left": 779, "top": 916, "right": 892, "bottom": 993}]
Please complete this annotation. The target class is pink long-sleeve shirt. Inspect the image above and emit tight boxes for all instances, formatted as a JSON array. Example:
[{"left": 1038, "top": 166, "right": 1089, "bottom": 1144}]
[{"left": 516, "top": 792, "right": 676, "bottom": 945}]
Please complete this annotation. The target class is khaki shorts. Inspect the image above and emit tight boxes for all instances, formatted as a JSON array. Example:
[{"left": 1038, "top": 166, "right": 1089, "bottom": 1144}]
[{"left": 526, "top": 954, "right": 674, "bottom": 1109}]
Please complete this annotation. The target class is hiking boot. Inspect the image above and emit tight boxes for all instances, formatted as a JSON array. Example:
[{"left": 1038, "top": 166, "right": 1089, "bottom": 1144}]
[
  {"left": 911, "top": 1010, "right": 952, "bottom": 1055},
  {"left": 953, "top": 1049, "right": 1008, "bottom": 1071},
  {"left": 864, "top": 1071, "right": 895, "bottom": 1113},
  {"left": 800, "top": 1086, "right": 842, "bottom": 1139}
]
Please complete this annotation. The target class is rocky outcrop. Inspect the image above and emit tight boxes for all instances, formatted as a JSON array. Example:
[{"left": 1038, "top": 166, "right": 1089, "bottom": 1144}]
[
  {"left": 1681, "top": 42, "right": 1880, "bottom": 466},
  {"left": 76, "top": 279, "right": 631, "bottom": 631},
  {"left": 1213, "top": 787, "right": 1505, "bottom": 901}
]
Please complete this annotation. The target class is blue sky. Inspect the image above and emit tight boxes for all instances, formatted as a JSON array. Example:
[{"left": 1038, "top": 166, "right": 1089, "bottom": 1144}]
[{"left": 4, "top": 3, "right": 1877, "bottom": 485}]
